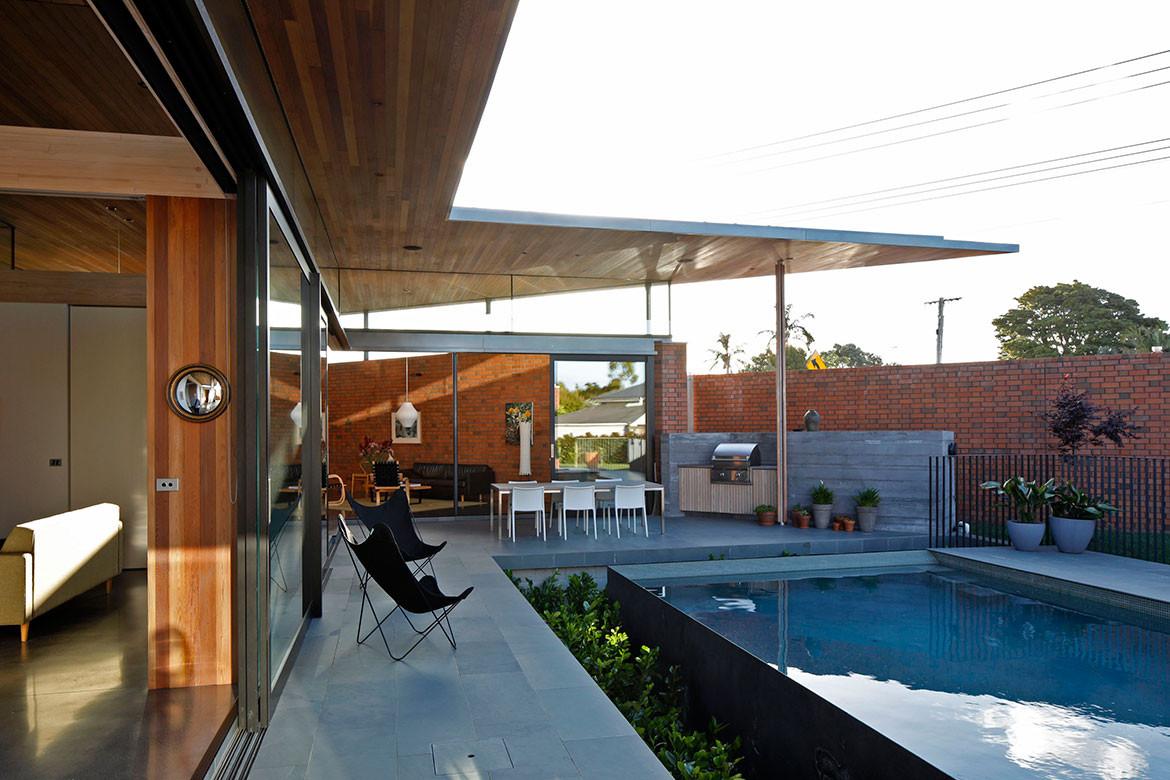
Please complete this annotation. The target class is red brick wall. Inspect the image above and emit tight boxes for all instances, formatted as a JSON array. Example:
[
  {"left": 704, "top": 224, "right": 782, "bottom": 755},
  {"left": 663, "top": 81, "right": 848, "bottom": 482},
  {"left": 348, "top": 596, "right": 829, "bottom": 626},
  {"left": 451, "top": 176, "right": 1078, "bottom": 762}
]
[
  {"left": 327, "top": 353, "right": 552, "bottom": 486},
  {"left": 653, "top": 342, "right": 688, "bottom": 480},
  {"left": 691, "top": 353, "right": 1170, "bottom": 456}
]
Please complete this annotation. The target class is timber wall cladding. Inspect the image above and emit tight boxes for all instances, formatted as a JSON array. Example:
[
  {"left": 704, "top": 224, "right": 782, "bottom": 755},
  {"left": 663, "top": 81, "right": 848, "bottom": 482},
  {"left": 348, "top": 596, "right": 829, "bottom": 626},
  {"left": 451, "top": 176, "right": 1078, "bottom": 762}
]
[
  {"left": 327, "top": 353, "right": 552, "bottom": 486},
  {"left": 690, "top": 353, "right": 1170, "bottom": 457},
  {"left": 146, "top": 196, "right": 235, "bottom": 689}
]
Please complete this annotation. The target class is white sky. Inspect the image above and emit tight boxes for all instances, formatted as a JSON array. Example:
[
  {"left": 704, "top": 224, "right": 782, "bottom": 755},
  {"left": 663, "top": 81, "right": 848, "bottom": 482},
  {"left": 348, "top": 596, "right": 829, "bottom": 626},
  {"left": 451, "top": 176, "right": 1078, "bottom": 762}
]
[{"left": 443, "top": 0, "right": 1170, "bottom": 373}]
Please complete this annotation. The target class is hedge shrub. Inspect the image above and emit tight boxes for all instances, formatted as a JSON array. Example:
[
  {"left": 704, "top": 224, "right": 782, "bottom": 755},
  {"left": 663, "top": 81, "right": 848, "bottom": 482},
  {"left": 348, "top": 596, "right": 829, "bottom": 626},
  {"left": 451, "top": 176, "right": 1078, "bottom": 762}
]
[{"left": 511, "top": 571, "right": 745, "bottom": 780}]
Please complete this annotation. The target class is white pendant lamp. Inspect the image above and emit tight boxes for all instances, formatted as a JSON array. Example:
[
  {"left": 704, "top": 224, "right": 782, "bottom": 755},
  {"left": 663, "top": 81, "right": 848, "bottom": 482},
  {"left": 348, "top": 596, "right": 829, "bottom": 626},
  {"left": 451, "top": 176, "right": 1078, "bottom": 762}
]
[{"left": 396, "top": 356, "right": 419, "bottom": 427}]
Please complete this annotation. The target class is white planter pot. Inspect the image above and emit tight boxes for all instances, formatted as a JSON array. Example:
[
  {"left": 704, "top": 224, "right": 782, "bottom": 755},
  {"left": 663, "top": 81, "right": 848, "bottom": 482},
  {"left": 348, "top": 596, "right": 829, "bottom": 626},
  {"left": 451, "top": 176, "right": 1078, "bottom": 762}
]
[
  {"left": 1006, "top": 520, "right": 1045, "bottom": 552},
  {"left": 811, "top": 504, "right": 833, "bottom": 529},
  {"left": 856, "top": 506, "right": 878, "bottom": 533},
  {"left": 1050, "top": 515, "right": 1096, "bottom": 554}
]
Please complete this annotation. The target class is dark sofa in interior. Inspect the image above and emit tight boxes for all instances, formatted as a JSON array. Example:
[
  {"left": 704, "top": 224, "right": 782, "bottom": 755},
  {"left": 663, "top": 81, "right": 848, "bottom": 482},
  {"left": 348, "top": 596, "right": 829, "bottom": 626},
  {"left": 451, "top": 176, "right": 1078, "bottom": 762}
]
[{"left": 401, "top": 462, "right": 496, "bottom": 501}]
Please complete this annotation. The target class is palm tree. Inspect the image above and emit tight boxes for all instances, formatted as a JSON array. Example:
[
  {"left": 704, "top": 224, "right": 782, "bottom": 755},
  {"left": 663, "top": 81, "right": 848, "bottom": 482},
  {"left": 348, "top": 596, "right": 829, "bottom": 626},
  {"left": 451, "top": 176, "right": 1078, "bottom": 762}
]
[
  {"left": 760, "top": 305, "right": 815, "bottom": 352},
  {"left": 708, "top": 333, "right": 744, "bottom": 373}
]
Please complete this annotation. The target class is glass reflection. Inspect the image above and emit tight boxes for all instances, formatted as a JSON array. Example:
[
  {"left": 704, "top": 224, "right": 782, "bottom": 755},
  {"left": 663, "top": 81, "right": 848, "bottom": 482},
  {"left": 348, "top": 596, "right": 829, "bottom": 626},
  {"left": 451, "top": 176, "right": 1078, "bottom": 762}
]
[{"left": 267, "top": 213, "right": 304, "bottom": 681}]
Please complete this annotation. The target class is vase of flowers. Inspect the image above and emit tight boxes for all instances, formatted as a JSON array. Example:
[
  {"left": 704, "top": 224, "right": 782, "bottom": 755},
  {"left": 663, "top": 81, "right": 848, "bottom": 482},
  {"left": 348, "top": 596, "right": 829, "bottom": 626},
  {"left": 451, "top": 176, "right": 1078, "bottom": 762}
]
[{"left": 359, "top": 435, "right": 395, "bottom": 473}]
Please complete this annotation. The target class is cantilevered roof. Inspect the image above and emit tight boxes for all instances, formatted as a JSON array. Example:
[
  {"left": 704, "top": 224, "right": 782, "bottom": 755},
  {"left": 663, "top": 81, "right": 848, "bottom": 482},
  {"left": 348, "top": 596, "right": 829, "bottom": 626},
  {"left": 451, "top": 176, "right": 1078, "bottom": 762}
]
[{"left": 240, "top": 1, "right": 1015, "bottom": 315}]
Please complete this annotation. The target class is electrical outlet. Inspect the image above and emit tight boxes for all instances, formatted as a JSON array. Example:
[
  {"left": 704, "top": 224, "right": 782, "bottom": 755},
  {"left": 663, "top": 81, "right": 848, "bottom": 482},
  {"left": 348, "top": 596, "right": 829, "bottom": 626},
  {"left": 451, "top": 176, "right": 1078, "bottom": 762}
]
[
  {"left": 156, "top": 478, "right": 179, "bottom": 492},
  {"left": 49, "top": 458, "right": 62, "bottom": 467}
]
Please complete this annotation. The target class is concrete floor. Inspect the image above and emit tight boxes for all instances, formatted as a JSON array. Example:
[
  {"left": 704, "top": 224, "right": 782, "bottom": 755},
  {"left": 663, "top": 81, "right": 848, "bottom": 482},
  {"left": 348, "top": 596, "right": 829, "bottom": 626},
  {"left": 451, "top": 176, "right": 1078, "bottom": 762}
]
[
  {"left": 252, "top": 515, "right": 929, "bottom": 779},
  {"left": 0, "top": 570, "right": 234, "bottom": 779}
]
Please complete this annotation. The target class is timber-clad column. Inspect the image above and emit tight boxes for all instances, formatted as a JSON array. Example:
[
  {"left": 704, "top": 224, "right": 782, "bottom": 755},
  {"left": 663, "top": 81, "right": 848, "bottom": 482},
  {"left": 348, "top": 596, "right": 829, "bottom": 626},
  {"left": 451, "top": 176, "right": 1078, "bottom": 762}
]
[{"left": 146, "top": 195, "right": 236, "bottom": 688}]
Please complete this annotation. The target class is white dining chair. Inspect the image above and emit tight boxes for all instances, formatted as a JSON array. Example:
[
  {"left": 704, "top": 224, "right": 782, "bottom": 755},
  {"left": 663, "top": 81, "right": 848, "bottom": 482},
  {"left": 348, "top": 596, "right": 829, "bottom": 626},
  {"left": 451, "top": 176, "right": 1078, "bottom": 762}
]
[
  {"left": 614, "top": 484, "right": 648, "bottom": 538},
  {"left": 502, "top": 480, "right": 538, "bottom": 537},
  {"left": 549, "top": 479, "right": 579, "bottom": 533},
  {"left": 509, "top": 485, "right": 547, "bottom": 541},
  {"left": 595, "top": 478, "right": 621, "bottom": 532},
  {"left": 560, "top": 484, "right": 598, "bottom": 540}
]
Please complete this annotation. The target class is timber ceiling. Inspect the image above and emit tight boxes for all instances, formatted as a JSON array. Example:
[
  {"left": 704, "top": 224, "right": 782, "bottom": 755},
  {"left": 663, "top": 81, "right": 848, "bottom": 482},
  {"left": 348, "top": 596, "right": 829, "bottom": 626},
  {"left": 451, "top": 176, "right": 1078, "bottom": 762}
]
[
  {"left": 0, "top": 194, "right": 146, "bottom": 274},
  {"left": 246, "top": 0, "right": 1012, "bottom": 315},
  {"left": 0, "top": 0, "right": 177, "bottom": 136}
]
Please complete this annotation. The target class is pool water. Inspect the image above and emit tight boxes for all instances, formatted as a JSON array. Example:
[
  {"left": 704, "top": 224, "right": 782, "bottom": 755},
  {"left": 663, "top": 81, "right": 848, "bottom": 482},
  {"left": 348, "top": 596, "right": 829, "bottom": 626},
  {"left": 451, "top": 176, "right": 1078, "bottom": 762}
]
[{"left": 659, "top": 567, "right": 1170, "bottom": 780}]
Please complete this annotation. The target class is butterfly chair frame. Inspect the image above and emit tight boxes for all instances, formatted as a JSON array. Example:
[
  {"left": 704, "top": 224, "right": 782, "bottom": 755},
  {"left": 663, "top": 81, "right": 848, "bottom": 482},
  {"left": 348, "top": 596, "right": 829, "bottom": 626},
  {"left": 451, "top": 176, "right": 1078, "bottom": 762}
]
[
  {"left": 269, "top": 493, "right": 302, "bottom": 592},
  {"left": 341, "top": 522, "right": 472, "bottom": 661},
  {"left": 346, "top": 489, "right": 445, "bottom": 579}
]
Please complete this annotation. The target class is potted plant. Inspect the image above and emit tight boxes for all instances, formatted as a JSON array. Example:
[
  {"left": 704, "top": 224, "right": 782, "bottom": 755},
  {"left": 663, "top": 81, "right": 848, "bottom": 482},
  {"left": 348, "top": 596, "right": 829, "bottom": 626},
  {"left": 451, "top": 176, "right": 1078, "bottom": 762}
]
[
  {"left": 840, "top": 516, "right": 855, "bottom": 532},
  {"left": 852, "top": 487, "right": 881, "bottom": 533},
  {"left": 754, "top": 504, "right": 778, "bottom": 526},
  {"left": 789, "top": 504, "right": 810, "bottom": 528},
  {"left": 810, "top": 482, "right": 834, "bottom": 529},
  {"left": 1049, "top": 483, "right": 1118, "bottom": 554},
  {"left": 979, "top": 477, "right": 1056, "bottom": 551}
]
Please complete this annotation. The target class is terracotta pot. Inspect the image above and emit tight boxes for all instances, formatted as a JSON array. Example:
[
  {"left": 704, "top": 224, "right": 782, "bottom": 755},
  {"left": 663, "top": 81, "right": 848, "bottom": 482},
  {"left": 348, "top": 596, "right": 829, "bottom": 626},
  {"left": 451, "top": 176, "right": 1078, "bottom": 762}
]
[
  {"left": 794, "top": 513, "right": 809, "bottom": 529},
  {"left": 831, "top": 520, "right": 842, "bottom": 531},
  {"left": 756, "top": 511, "right": 777, "bottom": 526},
  {"left": 842, "top": 519, "right": 855, "bottom": 532}
]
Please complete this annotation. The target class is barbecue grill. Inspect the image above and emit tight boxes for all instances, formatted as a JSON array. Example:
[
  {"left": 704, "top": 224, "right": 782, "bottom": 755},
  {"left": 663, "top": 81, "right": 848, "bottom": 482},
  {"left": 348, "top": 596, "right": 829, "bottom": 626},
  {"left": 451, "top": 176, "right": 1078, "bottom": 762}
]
[{"left": 709, "top": 442, "right": 760, "bottom": 484}]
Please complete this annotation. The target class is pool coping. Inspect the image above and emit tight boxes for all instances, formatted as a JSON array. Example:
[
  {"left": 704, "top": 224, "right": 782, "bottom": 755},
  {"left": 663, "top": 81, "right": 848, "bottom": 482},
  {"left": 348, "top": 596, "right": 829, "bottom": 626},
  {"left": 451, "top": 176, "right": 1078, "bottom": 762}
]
[{"left": 613, "top": 547, "right": 1170, "bottom": 622}]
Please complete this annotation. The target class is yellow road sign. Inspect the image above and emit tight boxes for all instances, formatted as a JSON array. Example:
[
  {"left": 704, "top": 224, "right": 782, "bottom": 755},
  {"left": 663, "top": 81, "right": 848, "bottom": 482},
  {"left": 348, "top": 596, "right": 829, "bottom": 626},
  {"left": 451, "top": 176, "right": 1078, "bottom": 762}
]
[{"left": 806, "top": 351, "right": 826, "bottom": 370}]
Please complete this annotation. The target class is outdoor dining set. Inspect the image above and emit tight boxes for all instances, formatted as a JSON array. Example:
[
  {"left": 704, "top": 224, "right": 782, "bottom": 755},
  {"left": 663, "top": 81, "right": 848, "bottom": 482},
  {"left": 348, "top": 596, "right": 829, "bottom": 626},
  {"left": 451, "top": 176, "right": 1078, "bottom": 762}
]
[{"left": 489, "top": 478, "right": 667, "bottom": 541}]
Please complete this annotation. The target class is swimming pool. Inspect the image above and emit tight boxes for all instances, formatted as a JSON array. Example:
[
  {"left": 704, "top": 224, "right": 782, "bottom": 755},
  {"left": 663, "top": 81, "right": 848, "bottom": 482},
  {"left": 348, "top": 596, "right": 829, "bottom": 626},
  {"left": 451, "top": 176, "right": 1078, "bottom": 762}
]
[{"left": 654, "top": 565, "right": 1170, "bottom": 780}]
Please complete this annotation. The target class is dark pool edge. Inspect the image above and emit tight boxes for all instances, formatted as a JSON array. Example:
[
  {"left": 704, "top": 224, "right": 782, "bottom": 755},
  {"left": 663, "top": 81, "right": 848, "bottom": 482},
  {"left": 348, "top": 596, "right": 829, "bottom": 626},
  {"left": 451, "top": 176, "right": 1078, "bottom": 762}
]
[{"left": 606, "top": 567, "right": 955, "bottom": 780}]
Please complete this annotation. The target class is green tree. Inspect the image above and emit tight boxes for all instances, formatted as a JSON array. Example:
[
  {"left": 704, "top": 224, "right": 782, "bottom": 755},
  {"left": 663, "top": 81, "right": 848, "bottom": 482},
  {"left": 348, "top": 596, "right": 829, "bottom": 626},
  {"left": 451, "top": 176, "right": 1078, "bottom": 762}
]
[
  {"left": 821, "top": 342, "right": 887, "bottom": 368},
  {"left": 759, "top": 305, "right": 815, "bottom": 352},
  {"left": 993, "top": 281, "right": 1166, "bottom": 359},
  {"left": 607, "top": 360, "right": 639, "bottom": 386},
  {"left": 740, "top": 345, "right": 809, "bottom": 372},
  {"left": 708, "top": 332, "right": 744, "bottom": 373}
]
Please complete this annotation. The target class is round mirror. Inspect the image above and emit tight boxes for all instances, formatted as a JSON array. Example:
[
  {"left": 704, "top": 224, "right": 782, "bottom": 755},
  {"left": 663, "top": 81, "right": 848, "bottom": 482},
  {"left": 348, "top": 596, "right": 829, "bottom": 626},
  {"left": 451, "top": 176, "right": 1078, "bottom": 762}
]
[{"left": 166, "top": 364, "right": 230, "bottom": 422}]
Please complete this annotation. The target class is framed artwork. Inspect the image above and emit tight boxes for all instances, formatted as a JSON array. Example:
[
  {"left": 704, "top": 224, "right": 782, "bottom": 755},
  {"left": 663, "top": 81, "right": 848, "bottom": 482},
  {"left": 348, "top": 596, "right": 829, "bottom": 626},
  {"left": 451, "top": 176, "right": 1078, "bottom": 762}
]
[
  {"left": 504, "top": 402, "right": 533, "bottom": 445},
  {"left": 392, "top": 411, "right": 421, "bottom": 444}
]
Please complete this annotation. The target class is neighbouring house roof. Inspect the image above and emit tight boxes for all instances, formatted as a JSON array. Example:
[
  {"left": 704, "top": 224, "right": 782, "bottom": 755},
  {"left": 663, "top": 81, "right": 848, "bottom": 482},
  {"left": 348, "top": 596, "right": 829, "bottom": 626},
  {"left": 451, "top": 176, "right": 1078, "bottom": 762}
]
[
  {"left": 556, "top": 403, "right": 647, "bottom": 427},
  {"left": 591, "top": 382, "right": 645, "bottom": 403}
]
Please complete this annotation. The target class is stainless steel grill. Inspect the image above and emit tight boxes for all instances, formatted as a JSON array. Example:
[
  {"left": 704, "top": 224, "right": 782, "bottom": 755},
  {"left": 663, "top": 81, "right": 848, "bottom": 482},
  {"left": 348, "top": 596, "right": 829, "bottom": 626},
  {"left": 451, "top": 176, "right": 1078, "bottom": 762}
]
[{"left": 710, "top": 442, "right": 760, "bottom": 484}]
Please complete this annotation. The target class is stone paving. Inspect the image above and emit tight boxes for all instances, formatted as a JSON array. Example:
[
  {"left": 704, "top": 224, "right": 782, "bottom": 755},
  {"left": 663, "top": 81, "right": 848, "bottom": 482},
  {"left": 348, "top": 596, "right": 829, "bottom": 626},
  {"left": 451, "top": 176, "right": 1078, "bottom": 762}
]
[{"left": 248, "top": 516, "right": 931, "bottom": 779}]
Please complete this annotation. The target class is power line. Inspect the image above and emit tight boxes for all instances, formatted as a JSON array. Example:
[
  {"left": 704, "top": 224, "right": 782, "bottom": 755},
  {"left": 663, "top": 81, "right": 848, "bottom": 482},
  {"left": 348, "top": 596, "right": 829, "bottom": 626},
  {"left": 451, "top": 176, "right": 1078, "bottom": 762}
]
[
  {"left": 750, "top": 138, "right": 1170, "bottom": 220},
  {"left": 705, "top": 49, "right": 1170, "bottom": 161},
  {"left": 730, "top": 73, "right": 1170, "bottom": 177},
  {"left": 762, "top": 151, "right": 1170, "bottom": 223}
]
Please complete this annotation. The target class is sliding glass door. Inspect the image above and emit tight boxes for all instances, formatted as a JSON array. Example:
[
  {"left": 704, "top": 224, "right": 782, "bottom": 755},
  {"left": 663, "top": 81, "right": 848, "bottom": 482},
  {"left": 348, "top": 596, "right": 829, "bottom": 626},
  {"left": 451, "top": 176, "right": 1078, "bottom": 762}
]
[{"left": 552, "top": 358, "right": 650, "bottom": 481}]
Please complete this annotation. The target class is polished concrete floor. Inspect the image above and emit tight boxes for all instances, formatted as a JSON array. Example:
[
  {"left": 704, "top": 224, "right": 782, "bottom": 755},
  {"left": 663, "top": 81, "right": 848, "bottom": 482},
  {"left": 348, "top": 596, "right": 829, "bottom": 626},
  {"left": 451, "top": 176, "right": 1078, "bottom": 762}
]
[{"left": 0, "top": 570, "right": 233, "bottom": 779}]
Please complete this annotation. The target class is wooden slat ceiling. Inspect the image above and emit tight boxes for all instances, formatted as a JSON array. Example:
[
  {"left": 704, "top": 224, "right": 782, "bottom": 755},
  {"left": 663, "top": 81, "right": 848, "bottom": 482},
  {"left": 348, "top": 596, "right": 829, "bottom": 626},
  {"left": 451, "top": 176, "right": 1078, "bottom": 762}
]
[
  {"left": 0, "top": 0, "right": 177, "bottom": 136},
  {"left": 248, "top": 0, "right": 1012, "bottom": 314},
  {"left": 0, "top": 194, "right": 146, "bottom": 273}
]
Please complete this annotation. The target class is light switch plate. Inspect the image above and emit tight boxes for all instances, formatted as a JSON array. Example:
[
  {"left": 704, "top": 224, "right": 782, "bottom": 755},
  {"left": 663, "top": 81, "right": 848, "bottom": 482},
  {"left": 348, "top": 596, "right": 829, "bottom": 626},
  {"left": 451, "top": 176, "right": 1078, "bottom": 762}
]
[{"left": 156, "top": 478, "right": 179, "bottom": 492}]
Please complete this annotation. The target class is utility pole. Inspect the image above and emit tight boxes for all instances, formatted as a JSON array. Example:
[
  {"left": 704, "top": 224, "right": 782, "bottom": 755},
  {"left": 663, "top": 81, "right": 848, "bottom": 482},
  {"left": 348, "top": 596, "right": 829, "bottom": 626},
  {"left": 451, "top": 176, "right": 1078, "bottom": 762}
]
[{"left": 925, "top": 297, "right": 962, "bottom": 364}]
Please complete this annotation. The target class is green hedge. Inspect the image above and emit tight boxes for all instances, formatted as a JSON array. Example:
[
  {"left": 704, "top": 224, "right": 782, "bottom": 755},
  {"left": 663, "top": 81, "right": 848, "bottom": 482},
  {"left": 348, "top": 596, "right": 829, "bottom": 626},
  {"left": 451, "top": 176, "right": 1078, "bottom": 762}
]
[{"left": 511, "top": 571, "right": 745, "bottom": 780}]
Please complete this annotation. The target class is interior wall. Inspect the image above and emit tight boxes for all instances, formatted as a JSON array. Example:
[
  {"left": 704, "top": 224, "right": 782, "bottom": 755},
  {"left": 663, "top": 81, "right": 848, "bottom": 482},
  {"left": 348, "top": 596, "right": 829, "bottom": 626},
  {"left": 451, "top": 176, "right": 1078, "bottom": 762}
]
[
  {"left": 0, "top": 302, "right": 69, "bottom": 537},
  {"left": 70, "top": 306, "right": 148, "bottom": 567}
]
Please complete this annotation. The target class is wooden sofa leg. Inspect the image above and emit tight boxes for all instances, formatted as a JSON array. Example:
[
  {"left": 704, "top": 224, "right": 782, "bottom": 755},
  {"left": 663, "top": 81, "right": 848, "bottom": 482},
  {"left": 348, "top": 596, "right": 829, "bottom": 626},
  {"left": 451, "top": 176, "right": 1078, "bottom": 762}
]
[
  {"left": 20, "top": 622, "right": 29, "bottom": 643},
  {"left": 106, "top": 578, "right": 113, "bottom": 595}
]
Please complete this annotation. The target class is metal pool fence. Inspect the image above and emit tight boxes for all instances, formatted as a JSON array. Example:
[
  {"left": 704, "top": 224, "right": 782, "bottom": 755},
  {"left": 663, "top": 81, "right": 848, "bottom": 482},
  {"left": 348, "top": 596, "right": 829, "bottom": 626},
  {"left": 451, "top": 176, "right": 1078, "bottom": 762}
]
[{"left": 929, "top": 453, "right": 1169, "bottom": 563}]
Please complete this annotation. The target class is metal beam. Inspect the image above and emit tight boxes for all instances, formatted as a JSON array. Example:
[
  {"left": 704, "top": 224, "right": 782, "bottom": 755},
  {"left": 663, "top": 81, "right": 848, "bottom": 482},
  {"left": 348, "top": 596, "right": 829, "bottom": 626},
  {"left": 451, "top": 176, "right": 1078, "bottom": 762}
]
[
  {"left": 776, "top": 259, "right": 787, "bottom": 521},
  {"left": 273, "top": 328, "right": 667, "bottom": 356}
]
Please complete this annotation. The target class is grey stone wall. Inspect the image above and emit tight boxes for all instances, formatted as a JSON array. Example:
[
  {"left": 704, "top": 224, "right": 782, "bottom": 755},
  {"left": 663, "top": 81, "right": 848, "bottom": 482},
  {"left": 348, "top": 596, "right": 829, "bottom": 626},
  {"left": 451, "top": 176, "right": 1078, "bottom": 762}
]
[{"left": 662, "top": 431, "right": 953, "bottom": 534}]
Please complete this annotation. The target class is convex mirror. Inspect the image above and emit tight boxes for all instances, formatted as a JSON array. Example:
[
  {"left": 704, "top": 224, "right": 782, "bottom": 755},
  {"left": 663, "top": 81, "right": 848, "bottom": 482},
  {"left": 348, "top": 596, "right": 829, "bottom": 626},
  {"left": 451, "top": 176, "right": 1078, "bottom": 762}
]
[{"left": 167, "top": 364, "right": 230, "bottom": 422}]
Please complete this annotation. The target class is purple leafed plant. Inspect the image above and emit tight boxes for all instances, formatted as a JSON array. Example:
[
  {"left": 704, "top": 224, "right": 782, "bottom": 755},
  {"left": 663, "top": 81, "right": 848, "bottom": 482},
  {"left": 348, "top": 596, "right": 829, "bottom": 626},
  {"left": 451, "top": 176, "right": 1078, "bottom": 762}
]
[{"left": 1041, "top": 375, "right": 1140, "bottom": 455}]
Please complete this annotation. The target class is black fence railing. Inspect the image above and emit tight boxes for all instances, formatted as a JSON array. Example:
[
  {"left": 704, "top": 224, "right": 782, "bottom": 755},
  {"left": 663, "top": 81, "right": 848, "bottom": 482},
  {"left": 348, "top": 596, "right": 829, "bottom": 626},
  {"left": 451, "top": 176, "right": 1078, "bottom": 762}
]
[{"left": 929, "top": 454, "right": 1169, "bottom": 563}]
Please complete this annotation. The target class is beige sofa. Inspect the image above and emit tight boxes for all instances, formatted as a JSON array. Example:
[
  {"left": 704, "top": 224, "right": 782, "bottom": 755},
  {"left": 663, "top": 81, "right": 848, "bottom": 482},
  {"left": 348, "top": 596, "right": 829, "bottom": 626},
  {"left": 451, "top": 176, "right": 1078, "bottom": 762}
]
[{"left": 0, "top": 503, "right": 123, "bottom": 641}]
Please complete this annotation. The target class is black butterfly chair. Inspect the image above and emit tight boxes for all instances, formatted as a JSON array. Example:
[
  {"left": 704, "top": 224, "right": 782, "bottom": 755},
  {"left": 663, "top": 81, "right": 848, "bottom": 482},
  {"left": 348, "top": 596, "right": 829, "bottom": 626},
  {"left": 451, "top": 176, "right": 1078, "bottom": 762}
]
[
  {"left": 345, "top": 489, "right": 446, "bottom": 579},
  {"left": 341, "top": 521, "right": 473, "bottom": 660}
]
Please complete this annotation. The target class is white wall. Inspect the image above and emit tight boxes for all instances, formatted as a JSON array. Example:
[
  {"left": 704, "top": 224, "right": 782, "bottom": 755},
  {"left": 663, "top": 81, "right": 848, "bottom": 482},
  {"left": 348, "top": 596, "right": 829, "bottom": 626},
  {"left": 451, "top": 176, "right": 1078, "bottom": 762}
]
[
  {"left": 0, "top": 303, "right": 70, "bottom": 537},
  {"left": 0, "top": 303, "right": 148, "bottom": 567},
  {"left": 70, "top": 307, "right": 148, "bottom": 568}
]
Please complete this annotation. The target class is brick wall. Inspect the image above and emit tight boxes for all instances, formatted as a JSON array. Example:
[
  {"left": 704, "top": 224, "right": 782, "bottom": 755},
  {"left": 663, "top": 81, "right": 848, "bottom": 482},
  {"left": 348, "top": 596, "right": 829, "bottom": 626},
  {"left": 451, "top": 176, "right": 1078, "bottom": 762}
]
[
  {"left": 653, "top": 342, "right": 688, "bottom": 480},
  {"left": 691, "top": 353, "right": 1170, "bottom": 456},
  {"left": 327, "top": 353, "right": 552, "bottom": 486}
]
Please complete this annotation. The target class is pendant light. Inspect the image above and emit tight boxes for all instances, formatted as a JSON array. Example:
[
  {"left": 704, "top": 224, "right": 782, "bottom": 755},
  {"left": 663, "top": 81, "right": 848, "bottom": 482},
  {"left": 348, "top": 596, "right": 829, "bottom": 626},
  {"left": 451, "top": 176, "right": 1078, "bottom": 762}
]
[{"left": 396, "top": 356, "right": 419, "bottom": 427}]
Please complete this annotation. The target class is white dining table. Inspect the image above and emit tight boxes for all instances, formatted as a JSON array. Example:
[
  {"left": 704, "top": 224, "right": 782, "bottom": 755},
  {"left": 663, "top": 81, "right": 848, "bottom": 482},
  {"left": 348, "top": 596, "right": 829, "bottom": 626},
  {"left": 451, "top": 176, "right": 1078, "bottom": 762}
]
[{"left": 489, "top": 480, "right": 667, "bottom": 539}]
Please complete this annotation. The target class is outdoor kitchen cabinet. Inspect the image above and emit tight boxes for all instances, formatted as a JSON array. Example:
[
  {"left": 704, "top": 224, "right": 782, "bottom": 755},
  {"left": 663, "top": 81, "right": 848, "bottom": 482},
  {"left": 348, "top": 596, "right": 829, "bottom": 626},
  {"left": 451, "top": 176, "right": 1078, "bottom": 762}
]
[{"left": 678, "top": 465, "right": 778, "bottom": 515}]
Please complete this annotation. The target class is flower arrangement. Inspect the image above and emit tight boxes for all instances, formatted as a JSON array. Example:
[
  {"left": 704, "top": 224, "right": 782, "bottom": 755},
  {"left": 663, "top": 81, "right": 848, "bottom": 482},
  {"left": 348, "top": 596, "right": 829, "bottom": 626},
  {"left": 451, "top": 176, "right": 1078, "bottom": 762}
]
[{"left": 358, "top": 435, "right": 395, "bottom": 472}]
